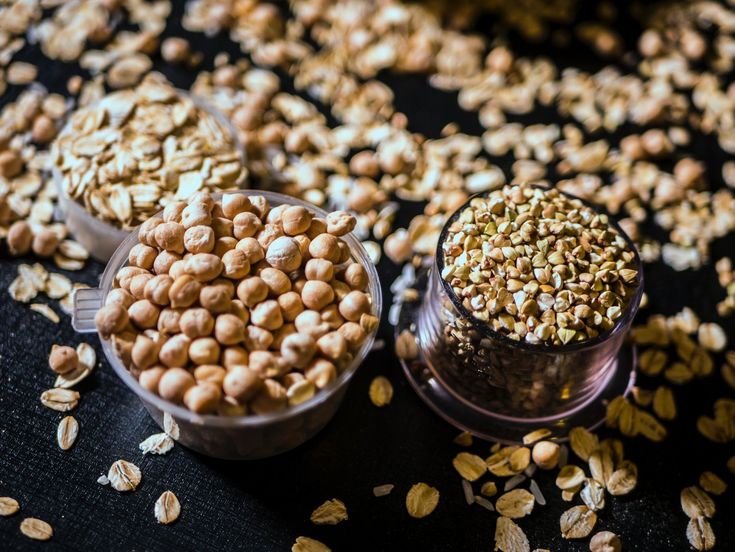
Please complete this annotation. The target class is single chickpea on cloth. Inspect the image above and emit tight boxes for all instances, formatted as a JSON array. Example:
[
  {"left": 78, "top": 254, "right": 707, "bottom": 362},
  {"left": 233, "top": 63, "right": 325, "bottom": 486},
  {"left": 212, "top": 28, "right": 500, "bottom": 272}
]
[{"left": 95, "top": 192, "right": 378, "bottom": 415}]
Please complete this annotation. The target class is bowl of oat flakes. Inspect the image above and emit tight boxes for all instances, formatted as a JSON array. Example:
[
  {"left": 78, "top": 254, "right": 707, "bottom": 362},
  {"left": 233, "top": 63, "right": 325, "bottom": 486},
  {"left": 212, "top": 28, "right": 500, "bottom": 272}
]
[
  {"left": 50, "top": 74, "right": 247, "bottom": 262},
  {"left": 72, "top": 189, "right": 382, "bottom": 459}
]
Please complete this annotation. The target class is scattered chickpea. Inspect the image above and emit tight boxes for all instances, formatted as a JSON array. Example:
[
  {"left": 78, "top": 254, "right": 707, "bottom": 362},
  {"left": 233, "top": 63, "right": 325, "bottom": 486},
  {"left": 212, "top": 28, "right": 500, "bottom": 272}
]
[
  {"left": 161, "top": 37, "right": 190, "bottom": 64},
  {"left": 158, "top": 367, "right": 195, "bottom": 403},
  {"left": 532, "top": 440, "right": 560, "bottom": 470},
  {"left": 184, "top": 382, "right": 222, "bottom": 414},
  {"left": 95, "top": 303, "right": 129, "bottom": 339},
  {"left": 7, "top": 220, "right": 32, "bottom": 256},
  {"left": 265, "top": 236, "right": 302, "bottom": 272},
  {"left": 325, "top": 211, "right": 356, "bottom": 236},
  {"left": 214, "top": 313, "right": 246, "bottom": 345},
  {"left": 32, "top": 228, "right": 60, "bottom": 257},
  {"left": 128, "top": 300, "right": 160, "bottom": 330},
  {"left": 48, "top": 345, "right": 78, "bottom": 375}
]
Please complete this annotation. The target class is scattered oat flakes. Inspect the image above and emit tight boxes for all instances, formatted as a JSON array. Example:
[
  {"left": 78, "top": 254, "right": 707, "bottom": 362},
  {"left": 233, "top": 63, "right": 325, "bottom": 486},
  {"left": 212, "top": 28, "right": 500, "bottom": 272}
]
[
  {"left": 107, "top": 460, "right": 142, "bottom": 492},
  {"left": 698, "top": 323, "right": 727, "bottom": 352},
  {"left": 569, "top": 427, "right": 600, "bottom": 461},
  {"left": 40, "top": 388, "right": 79, "bottom": 411},
  {"left": 681, "top": 486, "right": 715, "bottom": 519},
  {"left": 522, "top": 428, "right": 551, "bottom": 445},
  {"left": 589, "top": 531, "right": 621, "bottom": 552},
  {"left": 698, "top": 472, "right": 727, "bottom": 495},
  {"left": 292, "top": 537, "right": 331, "bottom": 552},
  {"left": 372, "top": 484, "right": 394, "bottom": 497},
  {"left": 495, "top": 516, "right": 530, "bottom": 552},
  {"left": 368, "top": 376, "right": 393, "bottom": 407},
  {"left": 495, "top": 489, "right": 535, "bottom": 519},
  {"left": 0, "top": 497, "right": 20, "bottom": 517},
  {"left": 560, "top": 505, "right": 597, "bottom": 539},
  {"left": 452, "top": 452, "right": 487, "bottom": 482},
  {"left": 607, "top": 461, "right": 638, "bottom": 496},
  {"left": 139, "top": 433, "right": 175, "bottom": 455},
  {"left": 155, "top": 491, "right": 181, "bottom": 525},
  {"left": 20, "top": 518, "right": 53, "bottom": 541},
  {"left": 395, "top": 329, "right": 418, "bottom": 360},
  {"left": 30, "top": 303, "right": 60, "bottom": 323},
  {"left": 687, "top": 516, "right": 716, "bottom": 551},
  {"left": 481, "top": 481, "right": 498, "bottom": 497},
  {"left": 57, "top": 416, "right": 78, "bottom": 450},
  {"left": 406, "top": 483, "right": 439, "bottom": 519},
  {"left": 653, "top": 386, "right": 676, "bottom": 420},
  {"left": 163, "top": 412, "right": 180, "bottom": 440},
  {"left": 453, "top": 431, "right": 473, "bottom": 447},
  {"left": 310, "top": 499, "right": 348, "bottom": 525},
  {"left": 556, "top": 465, "right": 586, "bottom": 490}
]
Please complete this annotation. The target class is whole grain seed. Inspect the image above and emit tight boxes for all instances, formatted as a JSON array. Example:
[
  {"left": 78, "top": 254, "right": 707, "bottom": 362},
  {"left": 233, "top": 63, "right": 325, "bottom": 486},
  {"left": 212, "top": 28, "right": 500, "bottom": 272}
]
[
  {"left": 681, "top": 486, "right": 715, "bottom": 519},
  {"left": 40, "top": 388, "right": 79, "bottom": 411},
  {"left": 368, "top": 376, "right": 394, "bottom": 407},
  {"left": 57, "top": 416, "right": 79, "bottom": 450},
  {"left": 373, "top": 484, "right": 394, "bottom": 497}
]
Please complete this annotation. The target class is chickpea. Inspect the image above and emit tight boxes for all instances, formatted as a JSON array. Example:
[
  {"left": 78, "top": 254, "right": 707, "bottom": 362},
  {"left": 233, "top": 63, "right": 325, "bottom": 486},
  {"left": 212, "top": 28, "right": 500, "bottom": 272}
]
[
  {"left": 305, "top": 358, "right": 337, "bottom": 389},
  {"left": 200, "top": 284, "right": 232, "bottom": 314},
  {"left": 281, "top": 205, "right": 313, "bottom": 235},
  {"left": 213, "top": 236, "right": 237, "bottom": 257},
  {"left": 132, "top": 334, "right": 159, "bottom": 370},
  {"left": 383, "top": 230, "right": 412, "bottom": 263},
  {"left": 257, "top": 223, "right": 284, "bottom": 249},
  {"left": 111, "top": 331, "right": 135, "bottom": 368},
  {"left": 189, "top": 192, "right": 215, "bottom": 210},
  {"left": 306, "top": 217, "right": 328, "bottom": 239},
  {"left": 128, "top": 243, "right": 157, "bottom": 269},
  {"left": 32, "top": 228, "right": 60, "bottom": 257},
  {"left": 222, "top": 193, "right": 252, "bottom": 219},
  {"left": 223, "top": 365, "right": 262, "bottom": 402},
  {"left": 221, "top": 249, "right": 251, "bottom": 279},
  {"left": 116, "top": 267, "right": 149, "bottom": 291},
  {"left": 144, "top": 274, "right": 173, "bottom": 306},
  {"left": 153, "top": 250, "right": 181, "bottom": 275},
  {"left": 157, "top": 308, "right": 183, "bottom": 335},
  {"left": 301, "top": 280, "right": 334, "bottom": 310},
  {"left": 305, "top": 258, "right": 334, "bottom": 282},
  {"left": 265, "top": 236, "right": 302, "bottom": 272},
  {"left": 215, "top": 313, "right": 245, "bottom": 345},
  {"left": 342, "top": 262, "right": 368, "bottom": 290},
  {"left": 189, "top": 337, "right": 221, "bottom": 365},
  {"left": 249, "top": 195, "right": 269, "bottom": 219},
  {"left": 317, "top": 331, "right": 348, "bottom": 362},
  {"left": 179, "top": 308, "right": 215, "bottom": 338},
  {"left": 31, "top": 114, "right": 56, "bottom": 144},
  {"left": 277, "top": 291, "right": 304, "bottom": 321},
  {"left": 180, "top": 202, "right": 212, "bottom": 229},
  {"left": 326, "top": 210, "right": 356, "bottom": 236},
  {"left": 229, "top": 299, "right": 251, "bottom": 324},
  {"left": 222, "top": 346, "right": 249, "bottom": 370},
  {"left": 129, "top": 273, "right": 153, "bottom": 300},
  {"left": 349, "top": 150, "right": 379, "bottom": 177},
  {"left": 250, "top": 379, "right": 287, "bottom": 414},
  {"left": 294, "top": 310, "right": 330, "bottom": 340},
  {"left": 138, "top": 216, "right": 163, "bottom": 246},
  {"left": 182, "top": 382, "right": 221, "bottom": 413},
  {"left": 236, "top": 276, "right": 269, "bottom": 307},
  {"left": 272, "top": 323, "right": 296, "bottom": 348},
  {"left": 184, "top": 253, "right": 223, "bottom": 282},
  {"left": 249, "top": 350, "right": 286, "bottom": 378},
  {"left": 233, "top": 211, "right": 262, "bottom": 239},
  {"left": 154, "top": 222, "right": 185, "bottom": 254},
  {"left": 308, "top": 233, "right": 341, "bottom": 262},
  {"left": 48, "top": 345, "right": 78, "bottom": 375},
  {"left": 532, "top": 441, "right": 560, "bottom": 470},
  {"left": 266, "top": 204, "right": 289, "bottom": 226},
  {"left": 162, "top": 201, "right": 186, "bottom": 223},
  {"left": 159, "top": 334, "right": 191, "bottom": 367},
  {"left": 128, "top": 299, "right": 160, "bottom": 329},
  {"left": 292, "top": 234, "right": 311, "bottom": 259},
  {"left": 138, "top": 365, "right": 165, "bottom": 393},
  {"left": 321, "top": 304, "right": 344, "bottom": 329},
  {"left": 158, "top": 367, "right": 195, "bottom": 403},
  {"left": 259, "top": 267, "right": 291, "bottom": 296},
  {"left": 338, "top": 322, "right": 367, "bottom": 352},
  {"left": 281, "top": 333, "right": 317, "bottom": 368},
  {"left": 183, "top": 225, "right": 215, "bottom": 254},
  {"left": 7, "top": 220, "right": 32, "bottom": 256},
  {"left": 250, "top": 300, "right": 283, "bottom": 330},
  {"left": 338, "top": 290, "right": 371, "bottom": 322},
  {"left": 331, "top": 280, "right": 351, "bottom": 302},
  {"left": 161, "top": 37, "right": 190, "bottom": 64},
  {"left": 212, "top": 216, "right": 234, "bottom": 238},
  {"left": 336, "top": 241, "right": 351, "bottom": 264},
  {"left": 95, "top": 303, "right": 129, "bottom": 339},
  {"left": 194, "top": 364, "right": 227, "bottom": 386},
  {"left": 236, "top": 237, "right": 264, "bottom": 264},
  {"left": 106, "top": 288, "right": 135, "bottom": 309},
  {"left": 244, "top": 325, "right": 273, "bottom": 351}
]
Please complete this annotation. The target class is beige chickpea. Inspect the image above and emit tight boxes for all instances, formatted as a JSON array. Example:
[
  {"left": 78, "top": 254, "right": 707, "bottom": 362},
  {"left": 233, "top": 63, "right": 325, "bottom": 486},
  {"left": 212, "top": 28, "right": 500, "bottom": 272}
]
[
  {"left": 308, "top": 233, "right": 341, "bottom": 263},
  {"left": 229, "top": 299, "right": 251, "bottom": 325},
  {"left": 167, "top": 259, "right": 186, "bottom": 280},
  {"left": 159, "top": 334, "right": 191, "bottom": 367},
  {"left": 236, "top": 276, "right": 268, "bottom": 307},
  {"left": 266, "top": 204, "right": 288, "bottom": 226},
  {"left": 169, "top": 275, "right": 201, "bottom": 308},
  {"left": 7, "top": 220, "right": 32, "bottom": 256},
  {"left": 326, "top": 211, "right": 356, "bottom": 236},
  {"left": 342, "top": 262, "right": 368, "bottom": 290},
  {"left": 249, "top": 195, "right": 269, "bottom": 219},
  {"left": 250, "top": 379, "right": 287, "bottom": 414},
  {"left": 128, "top": 243, "right": 157, "bottom": 269},
  {"left": 162, "top": 201, "right": 186, "bottom": 223},
  {"left": 222, "top": 346, "right": 249, "bottom": 370},
  {"left": 161, "top": 36, "right": 190, "bottom": 63},
  {"left": 349, "top": 150, "right": 379, "bottom": 177},
  {"left": 305, "top": 358, "right": 337, "bottom": 389},
  {"left": 212, "top": 277, "right": 235, "bottom": 297},
  {"left": 212, "top": 217, "right": 234, "bottom": 239},
  {"left": 272, "top": 323, "right": 296, "bottom": 349},
  {"left": 153, "top": 250, "right": 181, "bottom": 275},
  {"left": 49, "top": 345, "right": 78, "bottom": 375},
  {"left": 129, "top": 273, "right": 153, "bottom": 300},
  {"left": 194, "top": 364, "right": 227, "bottom": 386},
  {"left": 292, "top": 234, "right": 311, "bottom": 260},
  {"left": 116, "top": 267, "right": 148, "bottom": 291},
  {"left": 223, "top": 366, "right": 262, "bottom": 402},
  {"left": 249, "top": 350, "right": 285, "bottom": 379},
  {"left": 305, "top": 258, "right": 334, "bottom": 281},
  {"left": 321, "top": 304, "right": 345, "bottom": 329},
  {"left": 32, "top": 228, "right": 59, "bottom": 257},
  {"left": 138, "top": 217, "right": 163, "bottom": 246},
  {"left": 189, "top": 192, "right": 215, "bottom": 210},
  {"left": 215, "top": 313, "right": 245, "bottom": 345},
  {"left": 301, "top": 280, "right": 334, "bottom": 310},
  {"left": 179, "top": 308, "right": 214, "bottom": 338},
  {"left": 281, "top": 333, "right": 317, "bottom": 368},
  {"left": 154, "top": 222, "right": 185, "bottom": 254},
  {"left": 138, "top": 365, "right": 165, "bottom": 393},
  {"left": 281, "top": 205, "right": 313, "bottom": 235},
  {"left": 258, "top": 267, "right": 291, "bottom": 296},
  {"left": 200, "top": 284, "right": 232, "bottom": 314},
  {"left": 94, "top": 303, "right": 129, "bottom": 339},
  {"left": 158, "top": 367, "right": 195, "bottom": 403},
  {"left": 183, "top": 225, "right": 215, "bottom": 254},
  {"left": 236, "top": 237, "right": 265, "bottom": 264},
  {"left": 222, "top": 193, "right": 252, "bottom": 219},
  {"left": 128, "top": 299, "right": 160, "bottom": 329},
  {"left": 265, "top": 236, "right": 302, "bottom": 272},
  {"left": 211, "top": 201, "right": 226, "bottom": 219},
  {"left": 183, "top": 382, "right": 222, "bottom": 413},
  {"left": 294, "top": 310, "right": 330, "bottom": 340},
  {"left": 144, "top": 274, "right": 173, "bottom": 306},
  {"left": 31, "top": 114, "right": 57, "bottom": 143},
  {"left": 221, "top": 249, "right": 251, "bottom": 279},
  {"left": 277, "top": 291, "right": 304, "bottom": 321},
  {"left": 132, "top": 334, "right": 159, "bottom": 370},
  {"left": 317, "top": 331, "right": 348, "bottom": 362},
  {"left": 157, "top": 308, "right": 183, "bottom": 335},
  {"left": 180, "top": 202, "right": 212, "bottom": 229},
  {"left": 338, "top": 290, "right": 371, "bottom": 322},
  {"left": 244, "top": 325, "right": 273, "bottom": 351},
  {"left": 281, "top": 373, "right": 305, "bottom": 391},
  {"left": 532, "top": 441, "right": 560, "bottom": 470},
  {"left": 106, "top": 288, "right": 135, "bottom": 309},
  {"left": 213, "top": 236, "right": 237, "bottom": 257},
  {"left": 185, "top": 253, "right": 223, "bottom": 282},
  {"left": 250, "top": 300, "right": 283, "bottom": 330},
  {"left": 189, "top": 337, "right": 221, "bottom": 365},
  {"left": 111, "top": 331, "right": 135, "bottom": 368},
  {"left": 338, "top": 322, "right": 367, "bottom": 352},
  {"left": 306, "top": 217, "right": 328, "bottom": 239},
  {"left": 233, "top": 211, "right": 263, "bottom": 239},
  {"left": 331, "top": 280, "right": 351, "bottom": 302},
  {"left": 257, "top": 224, "right": 284, "bottom": 249}
]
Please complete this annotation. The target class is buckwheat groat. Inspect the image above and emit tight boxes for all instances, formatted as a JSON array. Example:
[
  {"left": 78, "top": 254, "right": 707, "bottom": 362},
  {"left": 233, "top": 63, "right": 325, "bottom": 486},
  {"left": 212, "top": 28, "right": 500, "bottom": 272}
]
[{"left": 98, "top": 193, "right": 376, "bottom": 415}]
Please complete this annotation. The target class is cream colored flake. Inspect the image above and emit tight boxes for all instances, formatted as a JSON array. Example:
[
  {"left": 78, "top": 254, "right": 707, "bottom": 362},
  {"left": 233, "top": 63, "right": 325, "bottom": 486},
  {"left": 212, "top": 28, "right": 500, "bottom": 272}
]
[
  {"left": 368, "top": 376, "right": 393, "bottom": 407},
  {"left": 155, "top": 491, "right": 181, "bottom": 524},
  {"left": 40, "top": 388, "right": 79, "bottom": 411},
  {"left": 30, "top": 303, "right": 60, "bottom": 323},
  {"left": 310, "top": 499, "right": 348, "bottom": 525},
  {"left": 107, "top": 460, "right": 142, "bottom": 492},
  {"left": 57, "top": 416, "right": 79, "bottom": 450},
  {"left": 405, "top": 483, "right": 439, "bottom": 518}
]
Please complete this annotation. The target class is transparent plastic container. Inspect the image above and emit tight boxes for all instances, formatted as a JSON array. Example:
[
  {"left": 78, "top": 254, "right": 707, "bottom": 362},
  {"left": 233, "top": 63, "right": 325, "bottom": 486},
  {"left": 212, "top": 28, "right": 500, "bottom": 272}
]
[
  {"left": 397, "top": 191, "right": 643, "bottom": 443},
  {"left": 52, "top": 90, "right": 247, "bottom": 263},
  {"left": 72, "top": 190, "right": 382, "bottom": 460}
]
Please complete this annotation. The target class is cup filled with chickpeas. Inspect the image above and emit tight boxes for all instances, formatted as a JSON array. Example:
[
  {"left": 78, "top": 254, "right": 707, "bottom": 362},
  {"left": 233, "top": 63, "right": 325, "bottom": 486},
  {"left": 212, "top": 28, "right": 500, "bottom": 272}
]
[{"left": 72, "top": 190, "right": 382, "bottom": 459}]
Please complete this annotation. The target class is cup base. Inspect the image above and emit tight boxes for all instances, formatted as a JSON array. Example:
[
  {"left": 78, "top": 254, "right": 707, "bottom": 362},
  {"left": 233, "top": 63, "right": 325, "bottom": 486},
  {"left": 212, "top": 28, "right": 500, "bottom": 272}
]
[{"left": 396, "top": 265, "right": 636, "bottom": 445}]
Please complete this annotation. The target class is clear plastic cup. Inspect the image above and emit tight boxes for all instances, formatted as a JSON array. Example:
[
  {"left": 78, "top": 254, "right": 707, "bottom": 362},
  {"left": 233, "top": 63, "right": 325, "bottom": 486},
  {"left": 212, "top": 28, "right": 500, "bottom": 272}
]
[
  {"left": 52, "top": 90, "right": 247, "bottom": 262},
  {"left": 72, "top": 190, "right": 382, "bottom": 460}
]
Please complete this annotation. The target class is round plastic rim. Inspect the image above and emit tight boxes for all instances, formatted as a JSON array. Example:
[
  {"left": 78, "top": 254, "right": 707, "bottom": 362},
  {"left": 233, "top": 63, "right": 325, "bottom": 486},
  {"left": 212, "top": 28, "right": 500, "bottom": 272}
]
[{"left": 97, "top": 189, "right": 382, "bottom": 429}]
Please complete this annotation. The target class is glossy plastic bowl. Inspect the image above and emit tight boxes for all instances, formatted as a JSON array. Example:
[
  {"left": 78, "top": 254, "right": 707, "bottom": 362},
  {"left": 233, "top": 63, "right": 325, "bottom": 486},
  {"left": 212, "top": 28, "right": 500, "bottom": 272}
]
[
  {"left": 52, "top": 90, "right": 246, "bottom": 262},
  {"left": 72, "top": 190, "right": 382, "bottom": 459}
]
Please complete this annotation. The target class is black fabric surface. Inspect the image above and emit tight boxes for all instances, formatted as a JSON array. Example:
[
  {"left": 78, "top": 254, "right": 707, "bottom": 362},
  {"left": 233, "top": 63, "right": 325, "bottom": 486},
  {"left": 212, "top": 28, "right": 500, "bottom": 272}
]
[{"left": 1, "top": 2, "right": 735, "bottom": 551}]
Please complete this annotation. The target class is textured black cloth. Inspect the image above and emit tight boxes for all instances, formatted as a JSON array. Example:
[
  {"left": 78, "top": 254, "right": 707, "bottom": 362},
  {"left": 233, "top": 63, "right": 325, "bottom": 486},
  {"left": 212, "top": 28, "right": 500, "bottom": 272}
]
[{"left": 1, "top": 2, "right": 734, "bottom": 551}]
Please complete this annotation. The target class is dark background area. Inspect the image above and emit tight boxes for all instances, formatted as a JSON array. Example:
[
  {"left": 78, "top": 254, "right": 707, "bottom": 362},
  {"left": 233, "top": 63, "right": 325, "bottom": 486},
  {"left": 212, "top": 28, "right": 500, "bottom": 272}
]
[{"left": 1, "top": 1, "right": 734, "bottom": 551}]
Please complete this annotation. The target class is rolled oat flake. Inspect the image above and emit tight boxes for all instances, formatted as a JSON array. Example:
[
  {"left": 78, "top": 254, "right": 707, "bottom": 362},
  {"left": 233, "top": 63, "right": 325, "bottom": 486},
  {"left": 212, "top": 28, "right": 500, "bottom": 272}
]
[
  {"left": 494, "top": 516, "right": 530, "bottom": 552},
  {"left": 405, "top": 483, "right": 439, "bottom": 519},
  {"left": 0, "top": 497, "right": 20, "bottom": 516},
  {"left": 107, "top": 460, "right": 142, "bottom": 492},
  {"left": 155, "top": 491, "right": 181, "bottom": 524},
  {"left": 560, "top": 505, "right": 597, "bottom": 539},
  {"left": 20, "top": 517, "right": 53, "bottom": 541}
]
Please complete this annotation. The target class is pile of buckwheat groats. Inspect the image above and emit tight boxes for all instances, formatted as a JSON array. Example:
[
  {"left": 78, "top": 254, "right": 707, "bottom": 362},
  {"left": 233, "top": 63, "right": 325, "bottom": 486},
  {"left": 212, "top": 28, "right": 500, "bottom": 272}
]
[{"left": 1, "top": 0, "right": 734, "bottom": 550}]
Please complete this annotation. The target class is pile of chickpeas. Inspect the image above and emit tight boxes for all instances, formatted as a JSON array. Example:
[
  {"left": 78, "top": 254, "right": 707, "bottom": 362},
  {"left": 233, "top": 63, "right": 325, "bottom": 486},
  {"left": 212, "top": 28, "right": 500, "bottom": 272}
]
[{"left": 94, "top": 192, "right": 378, "bottom": 415}]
